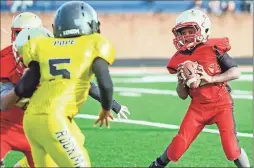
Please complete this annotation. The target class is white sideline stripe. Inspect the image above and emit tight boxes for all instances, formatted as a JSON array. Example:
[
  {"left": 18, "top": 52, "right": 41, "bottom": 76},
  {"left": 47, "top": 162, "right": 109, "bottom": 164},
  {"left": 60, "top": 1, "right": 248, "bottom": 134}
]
[{"left": 75, "top": 114, "right": 253, "bottom": 138}]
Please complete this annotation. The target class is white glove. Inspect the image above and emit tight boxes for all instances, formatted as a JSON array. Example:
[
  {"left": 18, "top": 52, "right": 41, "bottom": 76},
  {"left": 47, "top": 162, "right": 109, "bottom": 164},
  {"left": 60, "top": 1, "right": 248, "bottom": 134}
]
[{"left": 117, "top": 105, "right": 130, "bottom": 120}]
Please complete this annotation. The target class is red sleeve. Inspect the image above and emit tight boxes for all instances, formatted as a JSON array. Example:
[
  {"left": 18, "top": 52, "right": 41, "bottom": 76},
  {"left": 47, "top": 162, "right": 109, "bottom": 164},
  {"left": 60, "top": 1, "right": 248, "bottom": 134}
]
[
  {"left": 166, "top": 60, "right": 177, "bottom": 74},
  {"left": 166, "top": 52, "right": 179, "bottom": 74},
  {"left": 0, "top": 45, "right": 22, "bottom": 84}
]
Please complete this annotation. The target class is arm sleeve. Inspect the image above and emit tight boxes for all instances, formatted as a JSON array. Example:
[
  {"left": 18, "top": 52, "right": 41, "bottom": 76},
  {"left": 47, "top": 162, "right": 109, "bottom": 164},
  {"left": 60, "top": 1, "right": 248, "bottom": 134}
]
[
  {"left": 91, "top": 58, "right": 113, "bottom": 111},
  {"left": 89, "top": 82, "right": 121, "bottom": 113},
  {"left": 216, "top": 52, "right": 238, "bottom": 73},
  {"left": 89, "top": 82, "right": 101, "bottom": 102},
  {"left": 14, "top": 61, "right": 40, "bottom": 98}
]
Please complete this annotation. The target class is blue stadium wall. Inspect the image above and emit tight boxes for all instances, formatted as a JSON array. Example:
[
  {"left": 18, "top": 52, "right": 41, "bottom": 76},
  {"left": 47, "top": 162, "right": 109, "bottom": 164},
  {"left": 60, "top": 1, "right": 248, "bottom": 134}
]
[
  {"left": 1, "top": 1, "right": 251, "bottom": 66},
  {"left": 0, "top": 1, "right": 243, "bottom": 13}
]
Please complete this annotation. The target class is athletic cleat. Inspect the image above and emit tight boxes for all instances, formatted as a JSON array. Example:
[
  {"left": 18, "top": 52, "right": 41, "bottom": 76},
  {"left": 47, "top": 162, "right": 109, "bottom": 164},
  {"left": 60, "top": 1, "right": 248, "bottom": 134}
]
[{"left": 149, "top": 160, "right": 165, "bottom": 168}]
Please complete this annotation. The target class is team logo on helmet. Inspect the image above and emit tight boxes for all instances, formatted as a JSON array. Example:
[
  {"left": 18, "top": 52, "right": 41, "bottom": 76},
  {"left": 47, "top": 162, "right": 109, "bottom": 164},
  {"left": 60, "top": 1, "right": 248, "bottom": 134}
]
[{"left": 53, "top": 1, "right": 100, "bottom": 38}]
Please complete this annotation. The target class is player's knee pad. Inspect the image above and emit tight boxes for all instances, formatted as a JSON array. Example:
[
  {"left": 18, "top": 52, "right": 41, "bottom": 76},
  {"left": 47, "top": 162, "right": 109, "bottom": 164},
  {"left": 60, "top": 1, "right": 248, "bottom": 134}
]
[{"left": 167, "top": 134, "right": 187, "bottom": 162}]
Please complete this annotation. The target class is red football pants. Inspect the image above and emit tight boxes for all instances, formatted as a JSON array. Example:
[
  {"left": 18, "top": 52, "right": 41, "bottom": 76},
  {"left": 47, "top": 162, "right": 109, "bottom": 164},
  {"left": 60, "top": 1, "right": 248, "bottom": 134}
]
[
  {"left": 0, "top": 124, "right": 34, "bottom": 167},
  {"left": 167, "top": 94, "right": 241, "bottom": 162}
]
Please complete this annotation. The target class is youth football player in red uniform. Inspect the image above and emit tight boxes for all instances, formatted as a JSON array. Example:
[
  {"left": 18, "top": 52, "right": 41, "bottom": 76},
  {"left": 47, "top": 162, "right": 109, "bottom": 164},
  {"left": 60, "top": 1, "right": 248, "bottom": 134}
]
[
  {"left": 1, "top": 12, "right": 129, "bottom": 168},
  {"left": 149, "top": 9, "right": 250, "bottom": 168},
  {"left": 0, "top": 12, "right": 43, "bottom": 168}
]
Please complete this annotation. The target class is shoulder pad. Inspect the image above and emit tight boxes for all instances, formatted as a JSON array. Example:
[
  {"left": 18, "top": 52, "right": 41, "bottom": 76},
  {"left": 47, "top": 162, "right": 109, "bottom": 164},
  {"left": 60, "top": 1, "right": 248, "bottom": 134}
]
[
  {"left": 205, "top": 37, "right": 231, "bottom": 55},
  {"left": 94, "top": 33, "right": 115, "bottom": 65}
]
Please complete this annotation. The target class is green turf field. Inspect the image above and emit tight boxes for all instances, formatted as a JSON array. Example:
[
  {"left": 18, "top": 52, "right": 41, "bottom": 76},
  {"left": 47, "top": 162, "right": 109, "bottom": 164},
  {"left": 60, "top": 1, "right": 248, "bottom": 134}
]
[{"left": 4, "top": 70, "right": 253, "bottom": 167}]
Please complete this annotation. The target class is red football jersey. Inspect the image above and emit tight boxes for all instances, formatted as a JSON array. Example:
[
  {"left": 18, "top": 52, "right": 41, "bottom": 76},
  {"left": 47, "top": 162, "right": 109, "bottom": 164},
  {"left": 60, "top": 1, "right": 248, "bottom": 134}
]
[
  {"left": 0, "top": 45, "right": 22, "bottom": 84},
  {"left": 0, "top": 45, "right": 25, "bottom": 130},
  {"left": 167, "top": 38, "right": 231, "bottom": 103}
]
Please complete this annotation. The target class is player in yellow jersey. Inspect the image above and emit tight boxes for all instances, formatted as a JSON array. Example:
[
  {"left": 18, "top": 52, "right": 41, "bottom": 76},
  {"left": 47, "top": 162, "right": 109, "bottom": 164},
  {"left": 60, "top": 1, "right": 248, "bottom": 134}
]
[{"left": 12, "top": 1, "right": 116, "bottom": 167}]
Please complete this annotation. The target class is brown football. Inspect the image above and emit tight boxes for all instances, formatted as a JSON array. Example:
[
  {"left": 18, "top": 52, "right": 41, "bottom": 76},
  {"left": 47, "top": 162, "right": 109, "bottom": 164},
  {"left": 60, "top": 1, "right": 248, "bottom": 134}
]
[{"left": 182, "top": 61, "right": 200, "bottom": 89}]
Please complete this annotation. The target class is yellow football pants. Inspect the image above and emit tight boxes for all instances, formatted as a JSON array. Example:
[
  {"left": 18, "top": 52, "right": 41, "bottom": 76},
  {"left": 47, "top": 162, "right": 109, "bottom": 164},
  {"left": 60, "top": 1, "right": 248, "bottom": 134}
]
[{"left": 23, "top": 113, "right": 90, "bottom": 167}]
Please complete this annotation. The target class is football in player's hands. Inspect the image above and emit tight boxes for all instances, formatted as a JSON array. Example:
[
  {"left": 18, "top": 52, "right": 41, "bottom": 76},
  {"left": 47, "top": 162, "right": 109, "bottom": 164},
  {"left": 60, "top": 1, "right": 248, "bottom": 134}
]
[{"left": 182, "top": 61, "right": 200, "bottom": 89}]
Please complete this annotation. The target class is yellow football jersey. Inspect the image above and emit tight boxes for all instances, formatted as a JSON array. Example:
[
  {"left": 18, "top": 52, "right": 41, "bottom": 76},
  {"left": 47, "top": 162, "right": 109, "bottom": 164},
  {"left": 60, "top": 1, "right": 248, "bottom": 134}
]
[{"left": 20, "top": 33, "right": 115, "bottom": 117}]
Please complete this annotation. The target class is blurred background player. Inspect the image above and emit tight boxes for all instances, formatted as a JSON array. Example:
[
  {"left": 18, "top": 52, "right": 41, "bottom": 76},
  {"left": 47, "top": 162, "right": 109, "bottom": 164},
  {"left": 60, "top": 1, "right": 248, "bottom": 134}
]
[
  {"left": 149, "top": 9, "right": 250, "bottom": 168},
  {"left": 11, "top": 1, "right": 116, "bottom": 167},
  {"left": 7, "top": 0, "right": 34, "bottom": 14},
  {"left": 0, "top": 11, "right": 129, "bottom": 168}
]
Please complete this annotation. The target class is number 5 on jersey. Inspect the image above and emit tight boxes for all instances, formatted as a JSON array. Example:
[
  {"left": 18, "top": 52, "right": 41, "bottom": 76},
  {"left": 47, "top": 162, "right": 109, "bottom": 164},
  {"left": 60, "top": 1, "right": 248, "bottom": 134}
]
[{"left": 49, "top": 58, "right": 71, "bottom": 79}]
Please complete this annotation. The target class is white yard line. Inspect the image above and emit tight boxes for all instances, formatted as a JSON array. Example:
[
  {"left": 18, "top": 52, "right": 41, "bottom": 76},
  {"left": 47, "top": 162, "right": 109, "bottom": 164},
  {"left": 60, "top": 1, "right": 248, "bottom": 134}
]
[
  {"left": 112, "top": 74, "right": 253, "bottom": 82},
  {"left": 109, "top": 66, "right": 253, "bottom": 74},
  {"left": 75, "top": 114, "right": 253, "bottom": 138},
  {"left": 114, "top": 87, "right": 253, "bottom": 100},
  {"left": 84, "top": 67, "right": 252, "bottom": 138}
]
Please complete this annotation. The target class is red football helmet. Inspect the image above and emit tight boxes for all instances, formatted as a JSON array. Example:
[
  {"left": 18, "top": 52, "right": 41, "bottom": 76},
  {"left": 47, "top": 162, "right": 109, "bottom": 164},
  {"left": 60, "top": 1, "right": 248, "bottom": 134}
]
[{"left": 11, "top": 12, "right": 43, "bottom": 74}]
